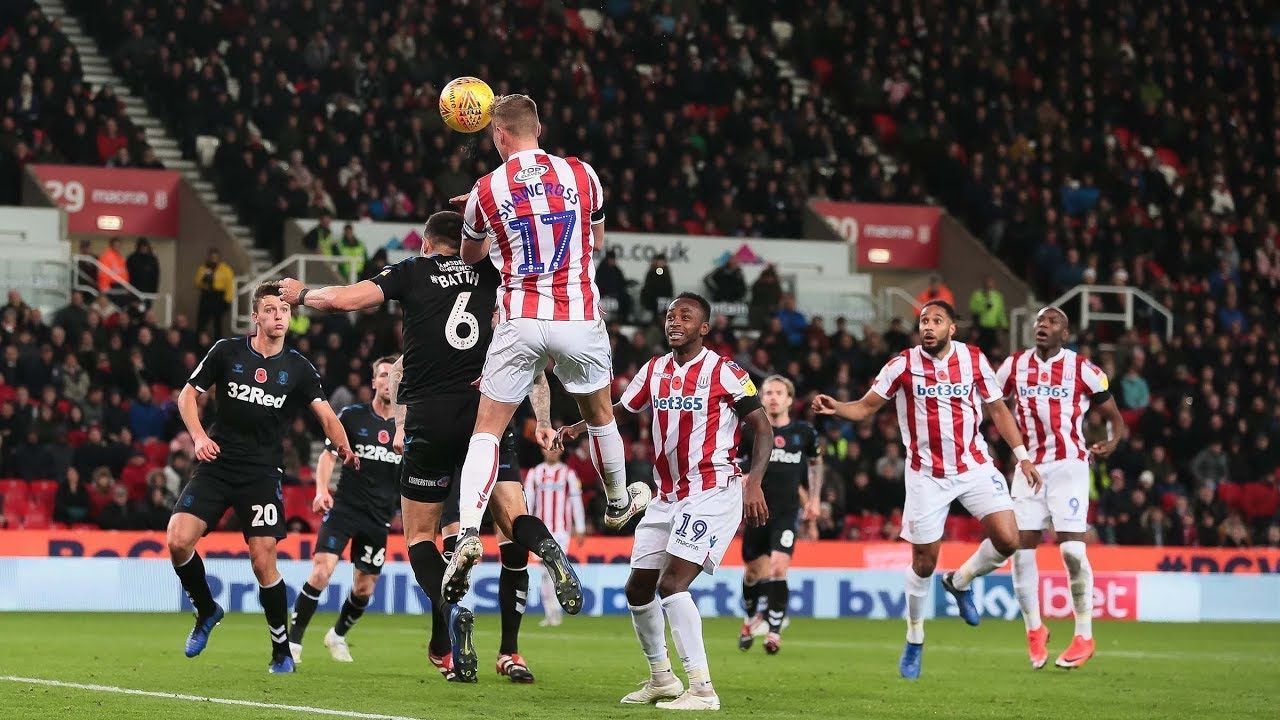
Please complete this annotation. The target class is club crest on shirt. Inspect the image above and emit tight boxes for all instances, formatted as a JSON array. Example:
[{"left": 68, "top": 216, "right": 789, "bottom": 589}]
[
  {"left": 378, "top": 429, "right": 391, "bottom": 444},
  {"left": 254, "top": 367, "right": 268, "bottom": 383},
  {"left": 277, "top": 370, "right": 289, "bottom": 385},
  {"left": 697, "top": 375, "right": 710, "bottom": 389}
]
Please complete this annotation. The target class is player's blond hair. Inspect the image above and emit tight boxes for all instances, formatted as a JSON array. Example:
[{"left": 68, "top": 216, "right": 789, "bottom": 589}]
[
  {"left": 762, "top": 375, "right": 795, "bottom": 399},
  {"left": 491, "top": 94, "right": 540, "bottom": 137}
]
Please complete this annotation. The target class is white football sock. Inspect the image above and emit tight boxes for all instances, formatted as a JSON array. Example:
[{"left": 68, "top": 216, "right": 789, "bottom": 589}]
[
  {"left": 541, "top": 571, "right": 561, "bottom": 622},
  {"left": 1011, "top": 549, "right": 1042, "bottom": 631},
  {"left": 629, "top": 599, "right": 671, "bottom": 673},
  {"left": 1060, "top": 541, "right": 1094, "bottom": 639},
  {"left": 904, "top": 568, "right": 929, "bottom": 644},
  {"left": 456, "top": 433, "right": 499, "bottom": 530},
  {"left": 587, "top": 421, "right": 628, "bottom": 507},
  {"left": 951, "top": 538, "right": 1011, "bottom": 590},
  {"left": 661, "top": 592, "right": 711, "bottom": 689}
]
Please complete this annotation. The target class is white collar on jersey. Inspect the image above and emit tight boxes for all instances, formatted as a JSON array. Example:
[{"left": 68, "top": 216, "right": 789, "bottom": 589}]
[
  {"left": 917, "top": 342, "right": 956, "bottom": 364},
  {"left": 1032, "top": 348, "right": 1067, "bottom": 364},
  {"left": 507, "top": 148, "right": 547, "bottom": 162},
  {"left": 669, "top": 346, "right": 709, "bottom": 371}
]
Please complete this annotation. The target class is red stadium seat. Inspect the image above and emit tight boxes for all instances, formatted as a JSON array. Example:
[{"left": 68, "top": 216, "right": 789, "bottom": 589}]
[
  {"left": 283, "top": 485, "right": 313, "bottom": 522},
  {"left": 1241, "top": 483, "right": 1280, "bottom": 520},
  {"left": 1112, "top": 127, "right": 1133, "bottom": 149},
  {"left": 142, "top": 439, "right": 169, "bottom": 466},
  {"left": 22, "top": 509, "right": 51, "bottom": 529},
  {"left": 30, "top": 480, "right": 58, "bottom": 506},
  {"left": 67, "top": 429, "right": 88, "bottom": 448},
  {"left": 1217, "top": 482, "right": 1244, "bottom": 511},
  {"left": 0, "top": 478, "right": 26, "bottom": 502},
  {"left": 3, "top": 492, "right": 27, "bottom": 519},
  {"left": 0, "top": 384, "right": 14, "bottom": 405},
  {"left": 120, "top": 464, "right": 152, "bottom": 500},
  {"left": 150, "top": 383, "right": 172, "bottom": 405}
]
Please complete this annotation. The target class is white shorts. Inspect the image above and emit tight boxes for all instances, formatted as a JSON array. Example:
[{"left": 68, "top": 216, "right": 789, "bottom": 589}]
[
  {"left": 479, "top": 318, "right": 613, "bottom": 403},
  {"left": 900, "top": 463, "right": 1013, "bottom": 545},
  {"left": 1012, "top": 458, "right": 1090, "bottom": 533},
  {"left": 630, "top": 483, "right": 742, "bottom": 575}
]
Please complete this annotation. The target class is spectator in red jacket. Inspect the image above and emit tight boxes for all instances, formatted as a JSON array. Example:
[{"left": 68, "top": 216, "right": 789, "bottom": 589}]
[{"left": 95, "top": 118, "right": 128, "bottom": 164}]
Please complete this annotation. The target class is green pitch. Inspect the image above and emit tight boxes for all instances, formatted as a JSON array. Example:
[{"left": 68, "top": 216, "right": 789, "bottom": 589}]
[{"left": 0, "top": 613, "right": 1275, "bottom": 719}]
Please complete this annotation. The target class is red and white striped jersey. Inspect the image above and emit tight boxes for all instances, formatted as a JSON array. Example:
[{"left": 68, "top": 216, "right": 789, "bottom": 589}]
[
  {"left": 995, "top": 348, "right": 1110, "bottom": 463},
  {"left": 524, "top": 462, "right": 585, "bottom": 536},
  {"left": 871, "top": 342, "right": 1003, "bottom": 478},
  {"left": 621, "top": 347, "right": 758, "bottom": 502},
  {"left": 461, "top": 148, "right": 605, "bottom": 323}
]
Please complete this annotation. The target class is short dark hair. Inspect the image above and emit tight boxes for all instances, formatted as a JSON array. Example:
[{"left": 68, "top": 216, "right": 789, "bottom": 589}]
[
  {"left": 252, "top": 281, "right": 281, "bottom": 311},
  {"left": 673, "top": 291, "right": 712, "bottom": 321},
  {"left": 424, "top": 211, "right": 463, "bottom": 250},
  {"left": 919, "top": 299, "right": 957, "bottom": 321}
]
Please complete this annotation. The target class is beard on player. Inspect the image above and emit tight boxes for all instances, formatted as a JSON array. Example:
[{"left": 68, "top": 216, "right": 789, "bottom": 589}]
[{"left": 917, "top": 302, "right": 955, "bottom": 356}]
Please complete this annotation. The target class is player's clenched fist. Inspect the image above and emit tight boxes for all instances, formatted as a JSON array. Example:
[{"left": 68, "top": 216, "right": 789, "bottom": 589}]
[
  {"left": 312, "top": 490, "right": 334, "bottom": 514},
  {"left": 277, "top": 277, "right": 305, "bottom": 305},
  {"left": 811, "top": 394, "right": 838, "bottom": 415}
]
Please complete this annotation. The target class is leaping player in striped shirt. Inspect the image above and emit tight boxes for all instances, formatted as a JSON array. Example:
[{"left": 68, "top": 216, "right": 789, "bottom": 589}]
[
  {"left": 995, "top": 306, "right": 1126, "bottom": 670},
  {"left": 812, "top": 299, "right": 1043, "bottom": 680},
  {"left": 523, "top": 446, "right": 586, "bottom": 628},
  {"left": 560, "top": 292, "right": 772, "bottom": 711}
]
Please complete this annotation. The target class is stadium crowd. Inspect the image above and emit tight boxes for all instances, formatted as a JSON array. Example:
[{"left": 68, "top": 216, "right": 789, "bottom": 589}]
[
  {"left": 0, "top": 0, "right": 1278, "bottom": 544},
  {"left": 0, "top": 271, "right": 1276, "bottom": 547}
]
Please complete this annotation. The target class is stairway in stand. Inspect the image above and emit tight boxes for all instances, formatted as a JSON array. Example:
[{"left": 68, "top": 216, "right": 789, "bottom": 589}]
[{"left": 36, "top": 0, "right": 275, "bottom": 280}]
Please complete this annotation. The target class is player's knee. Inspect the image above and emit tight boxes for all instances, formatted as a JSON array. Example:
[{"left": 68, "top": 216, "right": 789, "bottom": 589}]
[
  {"left": 167, "top": 537, "right": 194, "bottom": 564},
  {"left": 656, "top": 573, "right": 691, "bottom": 599},
  {"left": 624, "top": 575, "right": 657, "bottom": 606},
  {"left": 911, "top": 552, "right": 938, "bottom": 577},
  {"left": 309, "top": 563, "right": 333, "bottom": 589},
  {"left": 499, "top": 542, "right": 528, "bottom": 571},
  {"left": 991, "top": 531, "right": 1020, "bottom": 557},
  {"left": 353, "top": 574, "right": 377, "bottom": 598}
]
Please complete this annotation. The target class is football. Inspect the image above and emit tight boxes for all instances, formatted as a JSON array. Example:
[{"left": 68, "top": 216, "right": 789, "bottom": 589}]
[{"left": 439, "top": 76, "right": 495, "bottom": 133}]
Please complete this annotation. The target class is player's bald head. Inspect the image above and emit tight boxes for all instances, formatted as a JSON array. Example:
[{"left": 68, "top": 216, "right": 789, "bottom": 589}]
[{"left": 490, "top": 94, "right": 540, "bottom": 138}]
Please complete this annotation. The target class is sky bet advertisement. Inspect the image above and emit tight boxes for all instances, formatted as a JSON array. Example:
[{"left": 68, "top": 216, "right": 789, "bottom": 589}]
[{"left": 2, "top": 557, "right": 1279, "bottom": 621}]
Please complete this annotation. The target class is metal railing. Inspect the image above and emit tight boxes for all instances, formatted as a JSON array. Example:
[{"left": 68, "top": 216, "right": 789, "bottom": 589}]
[
  {"left": 71, "top": 254, "right": 173, "bottom": 327},
  {"left": 230, "top": 254, "right": 360, "bottom": 331},
  {"left": 1009, "top": 284, "right": 1172, "bottom": 350}
]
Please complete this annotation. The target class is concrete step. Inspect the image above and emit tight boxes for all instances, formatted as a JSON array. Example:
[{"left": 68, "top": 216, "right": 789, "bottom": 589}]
[
  {"left": 153, "top": 147, "right": 182, "bottom": 158},
  {"left": 191, "top": 180, "right": 214, "bottom": 193},
  {"left": 167, "top": 159, "right": 196, "bottom": 171}
]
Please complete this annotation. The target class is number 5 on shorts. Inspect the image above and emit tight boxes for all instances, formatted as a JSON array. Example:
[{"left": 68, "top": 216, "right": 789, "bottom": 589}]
[{"left": 991, "top": 475, "right": 1008, "bottom": 496}]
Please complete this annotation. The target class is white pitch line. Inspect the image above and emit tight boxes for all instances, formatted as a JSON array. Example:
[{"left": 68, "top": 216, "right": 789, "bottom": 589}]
[{"left": 0, "top": 676, "right": 427, "bottom": 720}]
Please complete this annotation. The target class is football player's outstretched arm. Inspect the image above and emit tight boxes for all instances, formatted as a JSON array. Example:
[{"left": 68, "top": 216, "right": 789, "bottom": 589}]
[
  {"left": 311, "top": 400, "right": 359, "bottom": 468},
  {"left": 557, "top": 401, "right": 632, "bottom": 448},
  {"left": 811, "top": 389, "right": 887, "bottom": 423},
  {"left": 278, "top": 277, "right": 385, "bottom": 313}
]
